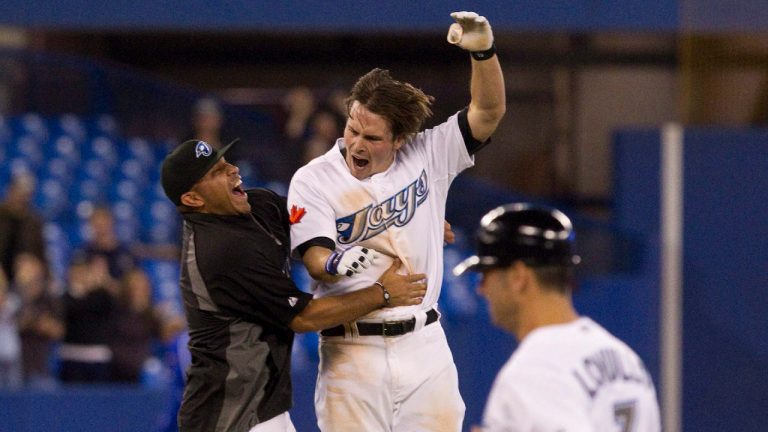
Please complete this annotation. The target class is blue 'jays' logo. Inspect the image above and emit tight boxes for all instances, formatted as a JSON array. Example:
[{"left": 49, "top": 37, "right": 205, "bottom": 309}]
[
  {"left": 195, "top": 141, "right": 212, "bottom": 158},
  {"left": 336, "top": 170, "right": 429, "bottom": 244}
]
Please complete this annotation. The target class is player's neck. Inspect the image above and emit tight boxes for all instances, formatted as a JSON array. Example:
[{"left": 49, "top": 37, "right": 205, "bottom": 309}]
[{"left": 516, "top": 296, "right": 579, "bottom": 341}]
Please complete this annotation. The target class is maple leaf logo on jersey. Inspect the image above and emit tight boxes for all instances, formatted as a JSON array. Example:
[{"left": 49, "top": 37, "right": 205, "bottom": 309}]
[{"left": 289, "top": 205, "right": 306, "bottom": 225}]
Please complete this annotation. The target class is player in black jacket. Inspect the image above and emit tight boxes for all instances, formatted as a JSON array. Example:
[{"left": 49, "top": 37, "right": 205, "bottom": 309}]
[{"left": 161, "top": 139, "right": 427, "bottom": 432}]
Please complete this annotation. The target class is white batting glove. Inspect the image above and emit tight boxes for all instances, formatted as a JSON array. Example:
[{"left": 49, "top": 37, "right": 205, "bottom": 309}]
[
  {"left": 325, "top": 246, "right": 379, "bottom": 277},
  {"left": 447, "top": 11, "right": 494, "bottom": 52}
]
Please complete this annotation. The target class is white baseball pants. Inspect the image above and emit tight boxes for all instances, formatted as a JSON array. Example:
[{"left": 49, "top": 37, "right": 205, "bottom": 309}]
[{"left": 315, "top": 321, "right": 465, "bottom": 431}]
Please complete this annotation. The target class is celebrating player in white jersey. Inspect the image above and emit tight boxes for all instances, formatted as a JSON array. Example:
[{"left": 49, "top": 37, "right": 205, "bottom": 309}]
[
  {"left": 454, "top": 203, "right": 662, "bottom": 432},
  {"left": 287, "top": 11, "right": 506, "bottom": 432}
]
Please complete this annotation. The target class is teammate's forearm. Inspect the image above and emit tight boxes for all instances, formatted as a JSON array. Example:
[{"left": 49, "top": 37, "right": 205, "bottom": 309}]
[{"left": 288, "top": 286, "right": 384, "bottom": 333}]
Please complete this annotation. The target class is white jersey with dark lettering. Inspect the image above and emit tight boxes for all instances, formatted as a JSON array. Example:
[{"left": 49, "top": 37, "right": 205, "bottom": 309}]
[
  {"left": 481, "top": 317, "right": 661, "bottom": 432},
  {"left": 287, "top": 111, "right": 472, "bottom": 321}
]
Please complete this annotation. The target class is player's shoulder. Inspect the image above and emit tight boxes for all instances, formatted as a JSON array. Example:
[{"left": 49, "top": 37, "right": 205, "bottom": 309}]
[
  {"left": 572, "top": 317, "right": 639, "bottom": 355},
  {"left": 405, "top": 110, "right": 463, "bottom": 148},
  {"left": 296, "top": 146, "right": 342, "bottom": 175},
  {"left": 509, "top": 319, "right": 597, "bottom": 369}
]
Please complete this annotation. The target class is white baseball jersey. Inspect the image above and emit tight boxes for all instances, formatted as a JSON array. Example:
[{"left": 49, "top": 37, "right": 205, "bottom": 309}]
[
  {"left": 288, "top": 111, "right": 473, "bottom": 320},
  {"left": 481, "top": 317, "right": 661, "bottom": 432}
]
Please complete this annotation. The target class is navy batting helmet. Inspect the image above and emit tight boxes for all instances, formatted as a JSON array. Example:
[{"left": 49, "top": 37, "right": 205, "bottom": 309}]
[{"left": 453, "top": 203, "right": 581, "bottom": 276}]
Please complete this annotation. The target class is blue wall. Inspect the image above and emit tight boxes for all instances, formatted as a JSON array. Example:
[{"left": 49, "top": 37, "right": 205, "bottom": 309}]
[
  {"left": 6, "top": 1, "right": 768, "bottom": 32},
  {"left": 0, "top": 0, "right": 679, "bottom": 31},
  {"left": 614, "top": 128, "right": 768, "bottom": 432},
  {"left": 0, "top": 387, "right": 172, "bottom": 432}
]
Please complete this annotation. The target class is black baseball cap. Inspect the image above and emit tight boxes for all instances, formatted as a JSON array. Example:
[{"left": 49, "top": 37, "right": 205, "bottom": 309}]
[{"left": 160, "top": 138, "right": 239, "bottom": 206}]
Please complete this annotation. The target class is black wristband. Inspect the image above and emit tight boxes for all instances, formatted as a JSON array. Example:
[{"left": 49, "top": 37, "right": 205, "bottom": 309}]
[{"left": 471, "top": 43, "right": 496, "bottom": 61}]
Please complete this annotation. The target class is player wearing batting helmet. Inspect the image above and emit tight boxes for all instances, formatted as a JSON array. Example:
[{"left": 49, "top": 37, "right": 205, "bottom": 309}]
[{"left": 455, "top": 203, "right": 662, "bottom": 432}]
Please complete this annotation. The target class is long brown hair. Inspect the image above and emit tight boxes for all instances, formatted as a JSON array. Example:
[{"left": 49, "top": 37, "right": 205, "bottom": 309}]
[{"left": 346, "top": 68, "right": 434, "bottom": 141}]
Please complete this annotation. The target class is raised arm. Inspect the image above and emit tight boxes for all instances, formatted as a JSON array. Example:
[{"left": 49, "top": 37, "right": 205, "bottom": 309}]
[{"left": 448, "top": 11, "right": 506, "bottom": 142}]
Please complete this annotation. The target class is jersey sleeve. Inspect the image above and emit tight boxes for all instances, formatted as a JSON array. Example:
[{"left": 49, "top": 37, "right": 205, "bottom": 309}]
[
  {"left": 413, "top": 110, "right": 475, "bottom": 183},
  {"left": 287, "top": 166, "right": 339, "bottom": 256},
  {"left": 196, "top": 230, "right": 313, "bottom": 329},
  {"left": 205, "top": 259, "right": 312, "bottom": 329}
]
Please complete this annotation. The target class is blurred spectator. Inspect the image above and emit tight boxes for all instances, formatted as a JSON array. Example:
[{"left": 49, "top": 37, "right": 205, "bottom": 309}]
[
  {"left": 326, "top": 86, "right": 349, "bottom": 121},
  {"left": 301, "top": 104, "right": 345, "bottom": 164},
  {"left": 278, "top": 86, "right": 318, "bottom": 176},
  {"left": 280, "top": 86, "right": 349, "bottom": 170},
  {"left": 110, "top": 267, "right": 185, "bottom": 383},
  {"left": 58, "top": 253, "right": 116, "bottom": 383},
  {"left": 0, "top": 173, "right": 47, "bottom": 281},
  {"left": 14, "top": 253, "right": 63, "bottom": 388},
  {"left": 79, "top": 206, "right": 138, "bottom": 283},
  {"left": 282, "top": 86, "right": 316, "bottom": 142},
  {"left": 0, "top": 268, "right": 22, "bottom": 389},
  {"left": 182, "top": 97, "right": 228, "bottom": 150}
]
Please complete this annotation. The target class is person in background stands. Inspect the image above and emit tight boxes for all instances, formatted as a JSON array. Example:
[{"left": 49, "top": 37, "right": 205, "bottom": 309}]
[
  {"left": 15, "top": 253, "right": 63, "bottom": 388},
  {"left": 110, "top": 267, "right": 185, "bottom": 383},
  {"left": 78, "top": 206, "right": 138, "bottom": 285},
  {"left": 58, "top": 252, "right": 117, "bottom": 383},
  {"left": 0, "top": 267, "right": 22, "bottom": 389},
  {"left": 0, "top": 173, "right": 47, "bottom": 281}
]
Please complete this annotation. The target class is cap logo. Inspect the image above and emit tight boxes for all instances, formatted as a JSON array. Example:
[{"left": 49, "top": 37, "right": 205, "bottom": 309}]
[{"left": 195, "top": 141, "right": 212, "bottom": 158}]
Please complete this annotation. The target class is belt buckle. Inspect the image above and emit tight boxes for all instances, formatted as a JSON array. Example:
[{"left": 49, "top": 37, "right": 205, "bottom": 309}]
[{"left": 382, "top": 320, "right": 405, "bottom": 337}]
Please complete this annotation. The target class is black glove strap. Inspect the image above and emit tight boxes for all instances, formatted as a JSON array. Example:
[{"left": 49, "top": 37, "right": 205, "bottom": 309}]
[{"left": 471, "top": 43, "right": 496, "bottom": 61}]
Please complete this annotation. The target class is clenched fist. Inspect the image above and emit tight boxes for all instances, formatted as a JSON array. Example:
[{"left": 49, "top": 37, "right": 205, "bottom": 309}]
[{"left": 447, "top": 11, "right": 494, "bottom": 52}]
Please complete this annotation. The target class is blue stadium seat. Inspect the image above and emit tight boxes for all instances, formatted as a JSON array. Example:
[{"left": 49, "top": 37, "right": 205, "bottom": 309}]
[
  {"left": 110, "top": 177, "right": 144, "bottom": 207},
  {"left": 83, "top": 136, "right": 119, "bottom": 167},
  {"left": 11, "top": 113, "right": 49, "bottom": 143},
  {"left": 48, "top": 135, "right": 81, "bottom": 167},
  {"left": 119, "top": 158, "right": 151, "bottom": 188},
  {"left": 80, "top": 157, "right": 111, "bottom": 182},
  {"left": 125, "top": 137, "right": 157, "bottom": 169},
  {"left": 142, "top": 259, "right": 181, "bottom": 305},
  {"left": 41, "top": 157, "right": 75, "bottom": 186},
  {"left": 35, "top": 178, "right": 70, "bottom": 221},
  {"left": 53, "top": 114, "right": 88, "bottom": 144},
  {"left": 11, "top": 135, "right": 45, "bottom": 170},
  {"left": 70, "top": 178, "right": 108, "bottom": 203},
  {"left": 139, "top": 198, "right": 180, "bottom": 244},
  {"left": 111, "top": 200, "right": 140, "bottom": 244},
  {"left": 91, "top": 114, "right": 120, "bottom": 137}
]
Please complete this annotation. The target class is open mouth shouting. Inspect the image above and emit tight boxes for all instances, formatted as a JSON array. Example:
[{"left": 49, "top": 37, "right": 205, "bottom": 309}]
[
  {"left": 232, "top": 179, "right": 247, "bottom": 200},
  {"left": 349, "top": 153, "right": 370, "bottom": 178}
]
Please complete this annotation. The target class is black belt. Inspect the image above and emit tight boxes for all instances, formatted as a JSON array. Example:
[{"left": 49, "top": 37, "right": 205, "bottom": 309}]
[{"left": 320, "top": 308, "right": 439, "bottom": 337}]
